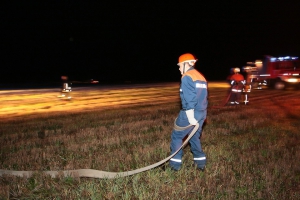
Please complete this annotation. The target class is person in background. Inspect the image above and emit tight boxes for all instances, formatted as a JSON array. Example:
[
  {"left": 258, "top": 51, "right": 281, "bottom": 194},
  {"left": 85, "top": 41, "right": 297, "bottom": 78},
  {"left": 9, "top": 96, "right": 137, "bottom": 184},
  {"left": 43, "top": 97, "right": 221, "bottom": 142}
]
[
  {"left": 58, "top": 76, "right": 72, "bottom": 99},
  {"left": 169, "top": 53, "right": 208, "bottom": 171},
  {"left": 241, "top": 67, "right": 251, "bottom": 104},
  {"left": 228, "top": 68, "right": 245, "bottom": 104}
]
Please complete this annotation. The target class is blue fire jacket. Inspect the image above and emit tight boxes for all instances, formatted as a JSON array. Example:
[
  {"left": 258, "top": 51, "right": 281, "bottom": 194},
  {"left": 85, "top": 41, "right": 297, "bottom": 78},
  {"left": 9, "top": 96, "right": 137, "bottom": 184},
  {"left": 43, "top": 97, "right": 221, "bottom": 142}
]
[{"left": 180, "top": 68, "right": 208, "bottom": 111}]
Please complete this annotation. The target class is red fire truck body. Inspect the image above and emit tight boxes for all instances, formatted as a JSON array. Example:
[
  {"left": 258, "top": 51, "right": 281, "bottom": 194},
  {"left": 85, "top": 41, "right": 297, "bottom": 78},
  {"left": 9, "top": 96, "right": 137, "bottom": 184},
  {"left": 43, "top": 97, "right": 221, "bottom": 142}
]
[{"left": 244, "top": 56, "right": 300, "bottom": 89}]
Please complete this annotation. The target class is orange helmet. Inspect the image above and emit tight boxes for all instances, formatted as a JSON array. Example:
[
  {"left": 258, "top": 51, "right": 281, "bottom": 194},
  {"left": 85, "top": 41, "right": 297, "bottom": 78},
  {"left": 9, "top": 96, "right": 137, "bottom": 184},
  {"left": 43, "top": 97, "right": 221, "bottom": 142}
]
[{"left": 178, "top": 53, "right": 197, "bottom": 66}]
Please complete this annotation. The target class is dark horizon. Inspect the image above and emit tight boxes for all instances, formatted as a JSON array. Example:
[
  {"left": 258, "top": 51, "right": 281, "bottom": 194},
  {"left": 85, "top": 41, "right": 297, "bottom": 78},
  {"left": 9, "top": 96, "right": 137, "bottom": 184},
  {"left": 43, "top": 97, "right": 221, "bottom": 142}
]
[{"left": 1, "top": 1, "right": 300, "bottom": 85}]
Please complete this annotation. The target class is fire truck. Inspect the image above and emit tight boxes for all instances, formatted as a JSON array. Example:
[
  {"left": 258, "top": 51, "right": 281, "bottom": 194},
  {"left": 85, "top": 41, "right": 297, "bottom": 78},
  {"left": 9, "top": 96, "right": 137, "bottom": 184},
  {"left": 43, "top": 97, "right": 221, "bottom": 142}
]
[{"left": 243, "top": 55, "right": 300, "bottom": 90}]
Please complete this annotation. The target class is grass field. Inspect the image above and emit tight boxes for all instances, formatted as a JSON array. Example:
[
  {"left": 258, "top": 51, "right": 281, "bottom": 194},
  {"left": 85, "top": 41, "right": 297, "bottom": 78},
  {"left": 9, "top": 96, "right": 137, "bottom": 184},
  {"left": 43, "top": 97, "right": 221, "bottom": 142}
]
[{"left": 1, "top": 86, "right": 300, "bottom": 199}]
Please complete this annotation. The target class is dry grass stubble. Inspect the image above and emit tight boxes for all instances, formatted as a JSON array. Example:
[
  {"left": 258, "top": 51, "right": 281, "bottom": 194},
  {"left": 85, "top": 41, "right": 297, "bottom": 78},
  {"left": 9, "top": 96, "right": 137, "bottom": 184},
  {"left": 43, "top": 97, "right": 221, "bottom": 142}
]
[{"left": 1, "top": 89, "right": 300, "bottom": 199}]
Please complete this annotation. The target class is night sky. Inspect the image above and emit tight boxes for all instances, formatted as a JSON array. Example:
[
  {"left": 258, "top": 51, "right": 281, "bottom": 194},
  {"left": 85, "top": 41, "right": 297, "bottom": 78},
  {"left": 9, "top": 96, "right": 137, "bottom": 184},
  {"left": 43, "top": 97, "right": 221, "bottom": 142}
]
[{"left": 1, "top": 1, "right": 300, "bottom": 85}]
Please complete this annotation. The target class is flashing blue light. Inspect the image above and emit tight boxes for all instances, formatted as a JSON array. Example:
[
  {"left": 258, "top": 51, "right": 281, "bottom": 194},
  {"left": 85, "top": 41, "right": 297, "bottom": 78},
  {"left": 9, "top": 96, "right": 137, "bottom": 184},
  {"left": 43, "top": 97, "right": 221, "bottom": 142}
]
[{"left": 270, "top": 56, "right": 298, "bottom": 62}]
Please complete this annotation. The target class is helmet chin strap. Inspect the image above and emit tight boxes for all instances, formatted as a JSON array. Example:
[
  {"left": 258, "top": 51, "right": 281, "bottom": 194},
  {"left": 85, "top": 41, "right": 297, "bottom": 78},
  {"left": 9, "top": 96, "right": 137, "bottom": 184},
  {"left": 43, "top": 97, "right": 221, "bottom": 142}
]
[
  {"left": 183, "top": 62, "right": 191, "bottom": 74},
  {"left": 183, "top": 62, "right": 188, "bottom": 74}
]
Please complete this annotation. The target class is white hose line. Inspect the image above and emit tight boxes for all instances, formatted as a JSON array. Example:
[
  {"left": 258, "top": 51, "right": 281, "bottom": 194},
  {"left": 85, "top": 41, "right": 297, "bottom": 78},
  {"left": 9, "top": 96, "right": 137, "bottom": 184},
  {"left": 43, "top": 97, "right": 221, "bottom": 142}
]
[{"left": 0, "top": 123, "right": 199, "bottom": 179}]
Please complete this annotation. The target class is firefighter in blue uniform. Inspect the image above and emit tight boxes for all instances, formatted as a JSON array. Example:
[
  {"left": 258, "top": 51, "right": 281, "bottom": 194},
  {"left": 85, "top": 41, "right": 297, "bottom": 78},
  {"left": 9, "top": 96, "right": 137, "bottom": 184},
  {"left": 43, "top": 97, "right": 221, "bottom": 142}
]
[{"left": 169, "top": 53, "right": 208, "bottom": 171}]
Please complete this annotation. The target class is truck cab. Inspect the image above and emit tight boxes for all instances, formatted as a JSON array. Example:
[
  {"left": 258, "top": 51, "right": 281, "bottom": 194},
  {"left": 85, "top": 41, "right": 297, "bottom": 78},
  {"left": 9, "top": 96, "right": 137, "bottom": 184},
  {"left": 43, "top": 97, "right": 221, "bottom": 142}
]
[{"left": 244, "top": 56, "right": 300, "bottom": 90}]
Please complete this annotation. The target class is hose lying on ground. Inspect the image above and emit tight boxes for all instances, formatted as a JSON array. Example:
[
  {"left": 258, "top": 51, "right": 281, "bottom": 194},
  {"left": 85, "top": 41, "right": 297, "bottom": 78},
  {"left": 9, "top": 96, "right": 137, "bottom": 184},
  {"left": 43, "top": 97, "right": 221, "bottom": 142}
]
[
  {"left": 0, "top": 123, "right": 199, "bottom": 179},
  {"left": 211, "top": 91, "right": 231, "bottom": 109}
]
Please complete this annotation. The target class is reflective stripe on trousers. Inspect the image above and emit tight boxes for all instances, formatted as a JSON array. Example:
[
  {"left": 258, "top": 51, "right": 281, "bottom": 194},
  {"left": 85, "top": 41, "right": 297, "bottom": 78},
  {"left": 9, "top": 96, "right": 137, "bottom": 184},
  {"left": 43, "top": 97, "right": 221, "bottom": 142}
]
[{"left": 169, "top": 110, "right": 206, "bottom": 170}]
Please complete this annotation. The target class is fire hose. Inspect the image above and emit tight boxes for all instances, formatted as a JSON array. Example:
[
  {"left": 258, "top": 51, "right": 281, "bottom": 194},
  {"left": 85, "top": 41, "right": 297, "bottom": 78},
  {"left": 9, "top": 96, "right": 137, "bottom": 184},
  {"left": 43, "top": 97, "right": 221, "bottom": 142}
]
[
  {"left": 211, "top": 90, "right": 232, "bottom": 108},
  {"left": 212, "top": 84, "right": 250, "bottom": 108},
  {"left": 0, "top": 123, "right": 199, "bottom": 179}
]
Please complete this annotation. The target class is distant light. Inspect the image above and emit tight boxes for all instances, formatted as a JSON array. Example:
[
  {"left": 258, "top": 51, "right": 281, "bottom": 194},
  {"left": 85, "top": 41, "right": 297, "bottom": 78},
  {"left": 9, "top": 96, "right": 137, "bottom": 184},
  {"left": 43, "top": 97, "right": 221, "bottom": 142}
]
[
  {"left": 255, "top": 60, "right": 263, "bottom": 68},
  {"left": 287, "top": 78, "right": 298, "bottom": 83},
  {"left": 270, "top": 56, "right": 298, "bottom": 62}
]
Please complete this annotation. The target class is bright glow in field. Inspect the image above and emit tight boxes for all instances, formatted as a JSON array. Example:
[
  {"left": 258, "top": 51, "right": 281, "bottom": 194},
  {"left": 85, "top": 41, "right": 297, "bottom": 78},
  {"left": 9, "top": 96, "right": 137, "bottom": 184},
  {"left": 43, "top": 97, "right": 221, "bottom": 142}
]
[{"left": 0, "top": 82, "right": 229, "bottom": 120}]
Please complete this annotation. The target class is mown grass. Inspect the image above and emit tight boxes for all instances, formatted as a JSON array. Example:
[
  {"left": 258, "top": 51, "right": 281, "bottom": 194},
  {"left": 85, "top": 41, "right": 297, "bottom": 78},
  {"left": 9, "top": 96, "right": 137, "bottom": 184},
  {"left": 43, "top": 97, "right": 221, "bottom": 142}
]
[{"left": 0, "top": 88, "right": 300, "bottom": 199}]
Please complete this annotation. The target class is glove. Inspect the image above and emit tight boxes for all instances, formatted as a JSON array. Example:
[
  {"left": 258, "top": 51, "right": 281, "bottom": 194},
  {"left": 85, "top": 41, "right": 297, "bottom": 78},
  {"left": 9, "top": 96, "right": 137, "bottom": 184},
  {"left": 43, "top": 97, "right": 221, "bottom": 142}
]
[{"left": 185, "top": 109, "right": 198, "bottom": 125}]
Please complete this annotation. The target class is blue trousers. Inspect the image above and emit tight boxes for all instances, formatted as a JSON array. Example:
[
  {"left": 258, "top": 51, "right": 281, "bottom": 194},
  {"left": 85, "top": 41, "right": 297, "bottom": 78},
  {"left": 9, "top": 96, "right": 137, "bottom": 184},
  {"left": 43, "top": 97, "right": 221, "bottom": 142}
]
[{"left": 170, "top": 110, "right": 206, "bottom": 170}]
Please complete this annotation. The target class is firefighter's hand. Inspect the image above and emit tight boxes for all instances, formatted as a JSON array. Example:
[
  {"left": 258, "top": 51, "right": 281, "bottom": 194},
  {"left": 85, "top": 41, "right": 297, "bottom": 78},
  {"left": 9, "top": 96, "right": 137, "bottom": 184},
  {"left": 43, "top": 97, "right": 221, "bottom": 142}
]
[{"left": 185, "top": 109, "right": 198, "bottom": 125}]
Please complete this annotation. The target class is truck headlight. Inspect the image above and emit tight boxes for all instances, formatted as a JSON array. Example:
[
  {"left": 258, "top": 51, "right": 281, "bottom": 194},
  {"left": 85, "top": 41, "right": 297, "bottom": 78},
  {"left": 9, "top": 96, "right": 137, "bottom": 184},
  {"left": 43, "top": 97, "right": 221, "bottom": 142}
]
[{"left": 287, "top": 78, "right": 298, "bottom": 83}]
